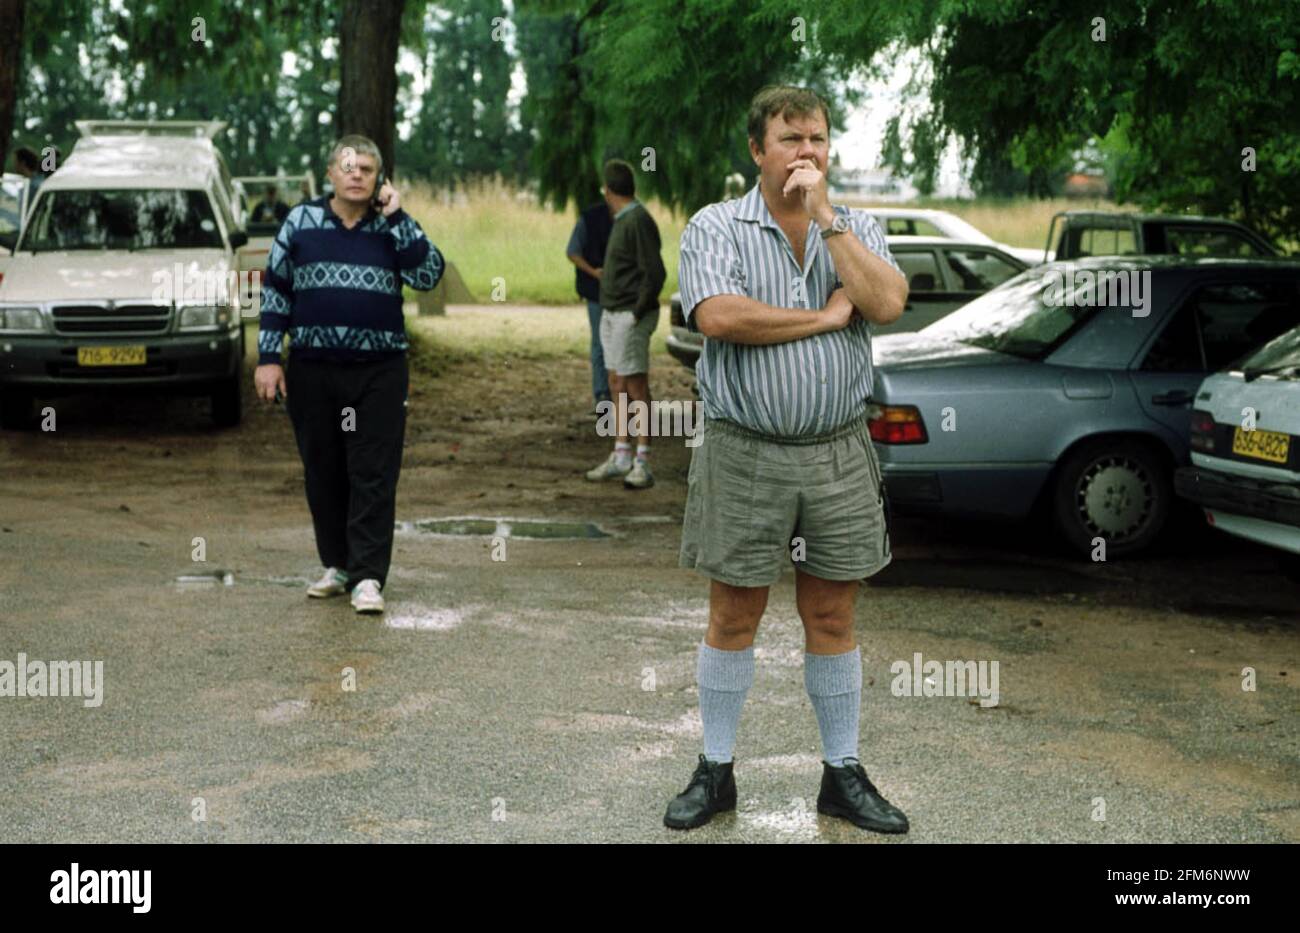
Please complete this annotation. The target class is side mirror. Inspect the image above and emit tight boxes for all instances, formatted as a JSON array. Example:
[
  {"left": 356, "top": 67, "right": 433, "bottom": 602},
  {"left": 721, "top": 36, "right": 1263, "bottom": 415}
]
[{"left": 228, "top": 230, "right": 248, "bottom": 250}]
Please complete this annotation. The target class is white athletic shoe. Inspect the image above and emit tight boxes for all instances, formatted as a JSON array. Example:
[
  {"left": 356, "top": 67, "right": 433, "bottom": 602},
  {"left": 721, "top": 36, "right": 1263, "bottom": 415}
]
[
  {"left": 307, "top": 567, "right": 348, "bottom": 598},
  {"left": 350, "top": 579, "right": 385, "bottom": 614},
  {"left": 585, "top": 451, "right": 632, "bottom": 481},
  {"left": 623, "top": 460, "right": 655, "bottom": 489}
]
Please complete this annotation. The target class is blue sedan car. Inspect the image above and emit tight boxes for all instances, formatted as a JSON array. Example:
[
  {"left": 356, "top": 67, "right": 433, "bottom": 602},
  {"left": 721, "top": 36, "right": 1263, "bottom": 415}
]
[{"left": 869, "top": 256, "right": 1300, "bottom": 556}]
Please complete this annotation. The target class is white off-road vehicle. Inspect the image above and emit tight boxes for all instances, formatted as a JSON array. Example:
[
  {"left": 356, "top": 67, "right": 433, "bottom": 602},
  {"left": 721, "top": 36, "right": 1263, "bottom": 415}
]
[
  {"left": 0, "top": 120, "right": 251, "bottom": 428},
  {"left": 1176, "top": 324, "right": 1300, "bottom": 579}
]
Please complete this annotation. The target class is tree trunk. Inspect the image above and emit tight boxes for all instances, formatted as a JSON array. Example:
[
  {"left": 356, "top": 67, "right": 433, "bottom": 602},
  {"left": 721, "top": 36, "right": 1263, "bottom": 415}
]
[
  {"left": 0, "top": 0, "right": 25, "bottom": 173},
  {"left": 337, "top": 0, "right": 405, "bottom": 178}
]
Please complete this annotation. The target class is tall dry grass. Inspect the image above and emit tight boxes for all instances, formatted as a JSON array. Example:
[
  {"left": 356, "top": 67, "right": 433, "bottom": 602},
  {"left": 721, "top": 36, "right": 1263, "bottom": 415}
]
[
  {"left": 401, "top": 177, "right": 687, "bottom": 305},
  {"left": 400, "top": 178, "right": 1119, "bottom": 303}
]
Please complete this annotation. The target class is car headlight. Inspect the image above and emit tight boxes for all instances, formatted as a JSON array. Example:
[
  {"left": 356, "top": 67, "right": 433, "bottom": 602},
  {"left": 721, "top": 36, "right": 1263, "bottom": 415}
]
[
  {"left": 0, "top": 308, "right": 44, "bottom": 332},
  {"left": 178, "top": 305, "right": 232, "bottom": 330}
]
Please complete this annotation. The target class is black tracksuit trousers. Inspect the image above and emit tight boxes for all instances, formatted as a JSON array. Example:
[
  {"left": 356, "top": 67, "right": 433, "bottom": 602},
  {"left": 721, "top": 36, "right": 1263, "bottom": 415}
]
[{"left": 286, "top": 353, "right": 408, "bottom": 589}]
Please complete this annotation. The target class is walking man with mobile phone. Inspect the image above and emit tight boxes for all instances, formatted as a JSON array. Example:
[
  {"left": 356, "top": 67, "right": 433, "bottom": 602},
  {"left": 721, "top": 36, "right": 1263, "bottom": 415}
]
[
  {"left": 665, "top": 87, "right": 911, "bottom": 832},
  {"left": 254, "top": 134, "right": 444, "bottom": 615}
]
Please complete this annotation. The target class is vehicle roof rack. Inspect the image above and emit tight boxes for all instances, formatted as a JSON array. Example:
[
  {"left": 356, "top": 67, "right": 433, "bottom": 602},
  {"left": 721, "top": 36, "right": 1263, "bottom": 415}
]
[{"left": 74, "top": 120, "right": 227, "bottom": 140}]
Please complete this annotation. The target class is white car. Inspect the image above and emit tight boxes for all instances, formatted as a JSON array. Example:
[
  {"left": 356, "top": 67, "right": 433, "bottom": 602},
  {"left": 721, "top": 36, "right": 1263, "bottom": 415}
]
[
  {"left": 0, "top": 171, "right": 33, "bottom": 281},
  {"left": 0, "top": 120, "right": 250, "bottom": 429},
  {"left": 863, "top": 207, "right": 1049, "bottom": 266},
  {"left": 1175, "top": 325, "right": 1300, "bottom": 578}
]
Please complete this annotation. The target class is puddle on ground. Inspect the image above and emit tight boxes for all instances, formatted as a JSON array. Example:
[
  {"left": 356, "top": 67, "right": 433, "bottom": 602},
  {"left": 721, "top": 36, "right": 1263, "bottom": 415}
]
[
  {"left": 384, "top": 605, "right": 468, "bottom": 632},
  {"left": 234, "top": 574, "right": 311, "bottom": 589},
  {"left": 175, "top": 570, "right": 235, "bottom": 587},
  {"left": 740, "top": 800, "right": 819, "bottom": 837},
  {"left": 400, "top": 517, "right": 610, "bottom": 540}
]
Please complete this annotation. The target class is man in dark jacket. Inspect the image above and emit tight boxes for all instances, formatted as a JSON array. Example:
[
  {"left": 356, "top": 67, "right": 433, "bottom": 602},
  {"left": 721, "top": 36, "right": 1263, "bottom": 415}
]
[{"left": 566, "top": 198, "right": 614, "bottom": 412}]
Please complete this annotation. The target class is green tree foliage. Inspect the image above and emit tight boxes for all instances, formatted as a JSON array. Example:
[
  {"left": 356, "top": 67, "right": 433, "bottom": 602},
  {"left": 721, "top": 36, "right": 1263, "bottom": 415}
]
[
  {"left": 406, "top": 0, "right": 522, "bottom": 186},
  {"left": 529, "top": 0, "right": 1299, "bottom": 240},
  {"left": 522, "top": 0, "right": 880, "bottom": 214},
  {"left": 14, "top": 0, "right": 339, "bottom": 176},
  {"left": 923, "top": 0, "right": 1300, "bottom": 240}
]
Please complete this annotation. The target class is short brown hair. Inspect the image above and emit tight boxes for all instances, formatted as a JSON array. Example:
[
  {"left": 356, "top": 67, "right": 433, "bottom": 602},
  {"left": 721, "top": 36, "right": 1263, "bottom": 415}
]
[
  {"left": 603, "top": 159, "right": 635, "bottom": 197},
  {"left": 328, "top": 134, "right": 383, "bottom": 175},
  {"left": 747, "top": 86, "right": 831, "bottom": 152}
]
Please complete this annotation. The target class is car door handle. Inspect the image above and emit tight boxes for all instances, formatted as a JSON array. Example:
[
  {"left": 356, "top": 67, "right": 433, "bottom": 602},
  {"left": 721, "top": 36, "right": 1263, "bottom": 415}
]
[{"left": 1152, "top": 390, "right": 1194, "bottom": 406}]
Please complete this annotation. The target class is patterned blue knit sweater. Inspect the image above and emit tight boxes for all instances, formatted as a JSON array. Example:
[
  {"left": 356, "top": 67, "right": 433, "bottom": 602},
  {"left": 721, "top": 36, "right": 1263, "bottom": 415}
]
[{"left": 257, "top": 196, "right": 445, "bottom": 364}]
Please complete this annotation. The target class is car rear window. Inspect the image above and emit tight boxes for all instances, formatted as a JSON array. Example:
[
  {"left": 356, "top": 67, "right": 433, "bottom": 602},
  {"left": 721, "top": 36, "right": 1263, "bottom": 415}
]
[
  {"left": 1163, "top": 226, "right": 1266, "bottom": 258},
  {"left": 921, "top": 267, "right": 1099, "bottom": 359},
  {"left": 19, "top": 188, "right": 224, "bottom": 252},
  {"left": 1241, "top": 325, "right": 1300, "bottom": 380},
  {"left": 1142, "top": 280, "right": 1299, "bottom": 372}
]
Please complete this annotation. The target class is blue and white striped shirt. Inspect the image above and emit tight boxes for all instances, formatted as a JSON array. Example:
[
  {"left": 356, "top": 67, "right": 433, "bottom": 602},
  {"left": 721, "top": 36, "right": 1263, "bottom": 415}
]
[{"left": 679, "top": 184, "right": 903, "bottom": 437}]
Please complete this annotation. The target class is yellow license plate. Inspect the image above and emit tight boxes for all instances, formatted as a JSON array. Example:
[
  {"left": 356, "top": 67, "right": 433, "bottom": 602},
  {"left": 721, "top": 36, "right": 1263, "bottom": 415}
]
[
  {"left": 1232, "top": 426, "right": 1290, "bottom": 464},
  {"left": 77, "top": 346, "right": 147, "bottom": 366}
]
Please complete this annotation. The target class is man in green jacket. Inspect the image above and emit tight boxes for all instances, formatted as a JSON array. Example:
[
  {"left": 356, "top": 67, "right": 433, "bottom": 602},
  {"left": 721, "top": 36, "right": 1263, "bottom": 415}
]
[{"left": 585, "top": 159, "right": 667, "bottom": 490}]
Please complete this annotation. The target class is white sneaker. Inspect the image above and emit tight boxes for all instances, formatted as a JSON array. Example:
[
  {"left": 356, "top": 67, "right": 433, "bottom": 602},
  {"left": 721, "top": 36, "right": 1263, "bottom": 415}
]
[
  {"left": 623, "top": 460, "right": 655, "bottom": 489},
  {"left": 585, "top": 451, "right": 632, "bottom": 481},
  {"left": 307, "top": 567, "right": 348, "bottom": 598},
  {"left": 350, "top": 578, "right": 385, "bottom": 614}
]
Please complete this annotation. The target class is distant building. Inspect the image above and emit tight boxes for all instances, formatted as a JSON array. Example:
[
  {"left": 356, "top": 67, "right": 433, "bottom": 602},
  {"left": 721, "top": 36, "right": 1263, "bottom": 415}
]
[
  {"left": 830, "top": 168, "right": 917, "bottom": 202},
  {"left": 1063, "top": 172, "right": 1110, "bottom": 199}
]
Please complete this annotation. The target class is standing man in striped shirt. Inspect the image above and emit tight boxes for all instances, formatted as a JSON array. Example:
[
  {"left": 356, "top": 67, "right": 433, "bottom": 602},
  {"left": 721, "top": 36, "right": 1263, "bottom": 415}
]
[
  {"left": 255, "top": 135, "right": 444, "bottom": 615},
  {"left": 664, "top": 87, "right": 911, "bottom": 833}
]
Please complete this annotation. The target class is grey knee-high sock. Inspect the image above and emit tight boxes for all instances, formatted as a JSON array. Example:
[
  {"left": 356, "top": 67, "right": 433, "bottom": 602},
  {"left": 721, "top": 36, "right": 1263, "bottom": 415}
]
[
  {"left": 697, "top": 642, "right": 754, "bottom": 764},
  {"left": 805, "top": 648, "right": 862, "bottom": 767}
]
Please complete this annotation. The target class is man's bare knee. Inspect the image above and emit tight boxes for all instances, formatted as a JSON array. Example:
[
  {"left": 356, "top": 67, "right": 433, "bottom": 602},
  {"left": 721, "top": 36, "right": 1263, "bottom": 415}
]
[{"left": 706, "top": 579, "right": 767, "bottom": 648}]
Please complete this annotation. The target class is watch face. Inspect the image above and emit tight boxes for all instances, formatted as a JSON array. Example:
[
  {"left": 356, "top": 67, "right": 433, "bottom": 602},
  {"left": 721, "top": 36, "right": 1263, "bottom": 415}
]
[{"left": 833, "top": 215, "right": 850, "bottom": 233}]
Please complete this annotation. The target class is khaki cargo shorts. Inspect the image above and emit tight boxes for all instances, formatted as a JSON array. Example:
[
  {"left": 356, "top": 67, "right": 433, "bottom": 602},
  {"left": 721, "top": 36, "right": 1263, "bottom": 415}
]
[
  {"left": 678, "top": 414, "right": 892, "bottom": 587},
  {"left": 599, "top": 307, "right": 659, "bottom": 376}
]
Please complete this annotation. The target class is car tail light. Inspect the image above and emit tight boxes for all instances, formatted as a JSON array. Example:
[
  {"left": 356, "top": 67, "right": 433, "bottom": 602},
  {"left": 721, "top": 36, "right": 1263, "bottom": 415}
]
[
  {"left": 868, "top": 404, "right": 928, "bottom": 444},
  {"left": 1189, "top": 409, "right": 1216, "bottom": 453}
]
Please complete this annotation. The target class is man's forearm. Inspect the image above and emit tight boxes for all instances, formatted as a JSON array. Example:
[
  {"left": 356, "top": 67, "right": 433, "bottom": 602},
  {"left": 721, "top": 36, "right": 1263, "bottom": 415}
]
[
  {"left": 823, "top": 231, "right": 908, "bottom": 324},
  {"left": 693, "top": 294, "right": 835, "bottom": 345},
  {"left": 567, "top": 253, "right": 600, "bottom": 278}
]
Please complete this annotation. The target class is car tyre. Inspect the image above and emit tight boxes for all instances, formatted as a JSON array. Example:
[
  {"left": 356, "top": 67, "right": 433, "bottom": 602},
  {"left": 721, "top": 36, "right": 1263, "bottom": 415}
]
[{"left": 1052, "top": 438, "right": 1171, "bottom": 558}]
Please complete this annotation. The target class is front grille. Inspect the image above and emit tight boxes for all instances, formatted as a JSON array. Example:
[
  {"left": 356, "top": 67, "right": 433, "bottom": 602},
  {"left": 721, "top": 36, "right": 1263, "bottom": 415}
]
[
  {"left": 48, "top": 360, "right": 176, "bottom": 379},
  {"left": 51, "top": 305, "right": 171, "bottom": 336}
]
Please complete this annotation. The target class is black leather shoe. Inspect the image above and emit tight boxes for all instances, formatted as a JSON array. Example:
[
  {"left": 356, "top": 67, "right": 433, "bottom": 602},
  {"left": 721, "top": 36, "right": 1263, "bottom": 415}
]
[
  {"left": 817, "top": 759, "right": 909, "bottom": 833},
  {"left": 663, "top": 754, "right": 737, "bottom": 830}
]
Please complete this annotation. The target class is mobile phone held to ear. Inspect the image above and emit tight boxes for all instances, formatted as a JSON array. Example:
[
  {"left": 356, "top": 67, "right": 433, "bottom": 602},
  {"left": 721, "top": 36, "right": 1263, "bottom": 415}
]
[{"left": 372, "top": 168, "right": 387, "bottom": 209}]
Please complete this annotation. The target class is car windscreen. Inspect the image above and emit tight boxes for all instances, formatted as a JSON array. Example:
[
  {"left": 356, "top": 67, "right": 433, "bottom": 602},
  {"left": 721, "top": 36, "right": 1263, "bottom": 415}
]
[
  {"left": 1241, "top": 324, "right": 1300, "bottom": 381},
  {"left": 919, "top": 267, "right": 1100, "bottom": 359},
  {"left": 18, "top": 188, "right": 224, "bottom": 252}
]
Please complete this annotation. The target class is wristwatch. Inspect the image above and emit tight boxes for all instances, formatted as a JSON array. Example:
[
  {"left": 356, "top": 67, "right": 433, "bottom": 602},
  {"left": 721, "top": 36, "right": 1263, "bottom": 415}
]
[{"left": 820, "top": 213, "right": 850, "bottom": 239}]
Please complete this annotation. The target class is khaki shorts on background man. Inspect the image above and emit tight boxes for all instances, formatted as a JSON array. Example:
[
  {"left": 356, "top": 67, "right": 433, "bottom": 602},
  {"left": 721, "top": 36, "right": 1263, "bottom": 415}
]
[
  {"left": 599, "top": 307, "right": 660, "bottom": 375},
  {"left": 679, "top": 414, "right": 891, "bottom": 587}
]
